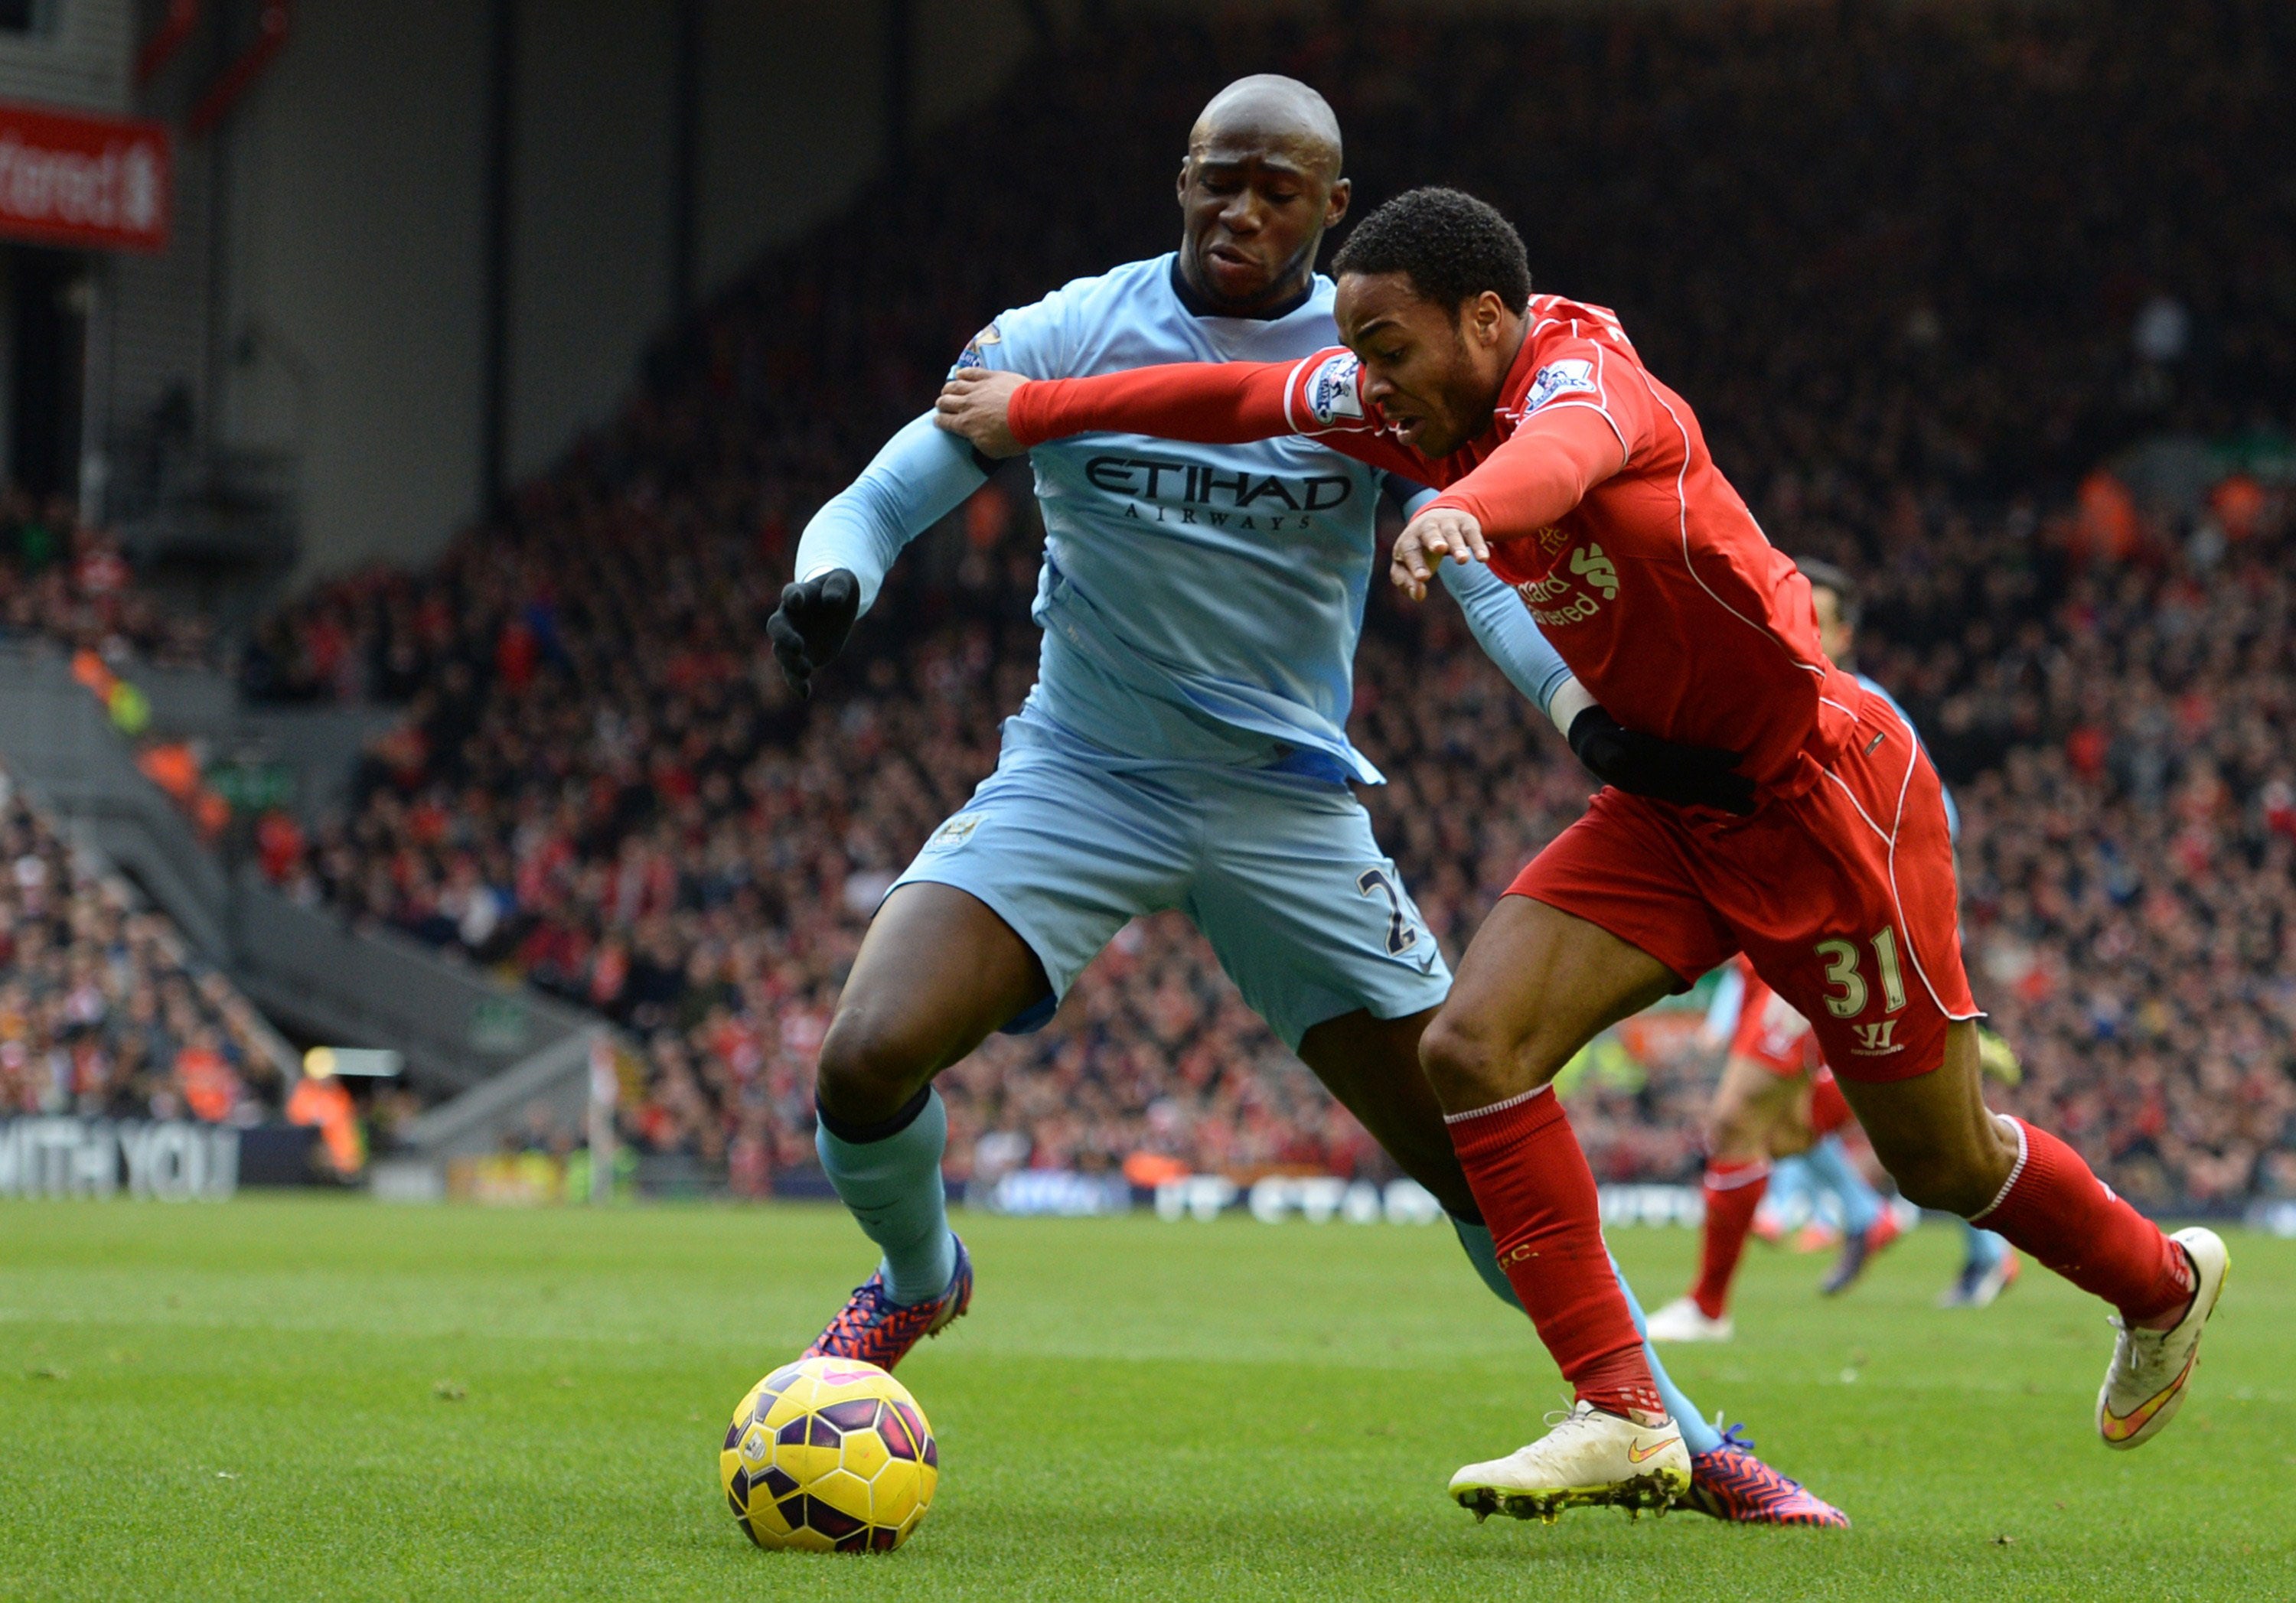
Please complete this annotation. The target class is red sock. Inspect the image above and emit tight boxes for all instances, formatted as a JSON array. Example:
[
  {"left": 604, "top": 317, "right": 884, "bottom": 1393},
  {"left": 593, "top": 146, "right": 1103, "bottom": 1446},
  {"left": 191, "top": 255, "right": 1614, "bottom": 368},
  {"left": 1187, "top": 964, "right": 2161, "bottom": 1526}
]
[
  {"left": 1975, "top": 1119, "right": 2192, "bottom": 1321},
  {"left": 1446, "top": 1087, "right": 1662, "bottom": 1419},
  {"left": 1690, "top": 1159, "right": 1769, "bottom": 1319},
  {"left": 1808, "top": 1074, "right": 1853, "bottom": 1137}
]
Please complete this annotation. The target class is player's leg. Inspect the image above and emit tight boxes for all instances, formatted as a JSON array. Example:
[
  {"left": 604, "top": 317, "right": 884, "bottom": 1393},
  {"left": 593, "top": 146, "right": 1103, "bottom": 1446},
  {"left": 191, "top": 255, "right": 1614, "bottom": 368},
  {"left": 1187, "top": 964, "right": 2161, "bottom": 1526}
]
[
  {"left": 1941, "top": 1218, "right": 2017, "bottom": 1308},
  {"left": 1808, "top": 1024, "right": 2219, "bottom": 1442},
  {"left": 1202, "top": 784, "right": 1679, "bottom": 1424},
  {"left": 1939, "top": 1028, "right": 2022, "bottom": 1307},
  {"left": 812, "top": 882, "right": 1046, "bottom": 1311},
  {"left": 1451, "top": 1189, "right": 1844, "bottom": 1526},
  {"left": 1419, "top": 894, "right": 1698, "bottom": 1513},
  {"left": 1202, "top": 784, "right": 1842, "bottom": 1517},
  {"left": 1295, "top": 1006, "right": 1476, "bottom": 1216},
  {"left": 1762, "top": 709, "right": 2219, "bottom": 1447},
  {"left": 807, "top": 729, "right": 1184, "bottom": 1365},
  {"left": 1760, "top": 1153, "right": 1813, "bottom": 1243},
  {"left": 1805, "top": 1131, "right": 1898, "bottom": 1295},
  {"left": 1653, "top": 1053, "right": 1802, "bottom": 1339},
  {"left": 1300, "top": 1005, "right": 1720, "bottom": 1458}
]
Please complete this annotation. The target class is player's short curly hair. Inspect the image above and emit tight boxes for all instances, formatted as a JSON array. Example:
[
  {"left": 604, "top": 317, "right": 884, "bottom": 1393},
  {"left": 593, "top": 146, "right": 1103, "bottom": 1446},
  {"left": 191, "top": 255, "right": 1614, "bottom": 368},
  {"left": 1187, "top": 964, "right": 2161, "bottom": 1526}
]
[{"left": 1331, "top": 187, "right": 1532, "bottom": 316}]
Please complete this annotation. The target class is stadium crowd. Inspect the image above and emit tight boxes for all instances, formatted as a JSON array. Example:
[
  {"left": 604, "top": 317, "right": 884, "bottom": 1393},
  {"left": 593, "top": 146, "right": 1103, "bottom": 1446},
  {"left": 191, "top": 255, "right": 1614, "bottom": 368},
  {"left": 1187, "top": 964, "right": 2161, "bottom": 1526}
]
[
  {"left": 0, "top": 489, "right": 212, "bottom": 669},
  {"left": 218, "top": 0, "right": 2294, "bottom": 1203},
  {"left": 0, "top": 761, "right": 288, "bottom": 1124}
]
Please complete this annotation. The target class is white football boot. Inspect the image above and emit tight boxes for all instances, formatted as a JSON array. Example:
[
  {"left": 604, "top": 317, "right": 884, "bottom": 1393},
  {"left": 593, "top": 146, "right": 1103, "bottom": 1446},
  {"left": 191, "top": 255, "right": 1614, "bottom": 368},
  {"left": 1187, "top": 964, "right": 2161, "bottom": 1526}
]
[
  {"left": 1450, "top": 1402, "right": 1692, "bottom": 1523},
  {"left": 1645, "top": 1296, "right": 1733, "bottom": 1344},
  {"left": 2096, "top": 1227, "right": 2229, "bottom": 1451}
]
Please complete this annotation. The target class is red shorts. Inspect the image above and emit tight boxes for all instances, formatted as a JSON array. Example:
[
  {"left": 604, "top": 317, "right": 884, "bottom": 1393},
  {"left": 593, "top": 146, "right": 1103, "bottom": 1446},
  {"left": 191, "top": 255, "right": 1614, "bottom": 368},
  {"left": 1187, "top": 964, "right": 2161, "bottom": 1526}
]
[
  {"left": 1730, "top": 974, "right": 1821, "bottom": 1077},
  {"left": 1514, "top": 692, "right": 1977, "bottom": 1083}
]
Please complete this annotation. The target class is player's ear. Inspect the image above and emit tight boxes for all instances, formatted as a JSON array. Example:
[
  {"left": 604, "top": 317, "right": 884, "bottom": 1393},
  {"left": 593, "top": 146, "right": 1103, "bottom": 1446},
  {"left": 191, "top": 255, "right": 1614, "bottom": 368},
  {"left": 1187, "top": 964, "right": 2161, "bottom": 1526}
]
[
  {"left": 1323, "top": 176, "right": 1352, "bottom": 230},
  {"left": 1175, "top": 155, "right": 1193, "bottom": 206},
  {"left": 1468, "top": 290, "right": 1506, "bottom": 348}
]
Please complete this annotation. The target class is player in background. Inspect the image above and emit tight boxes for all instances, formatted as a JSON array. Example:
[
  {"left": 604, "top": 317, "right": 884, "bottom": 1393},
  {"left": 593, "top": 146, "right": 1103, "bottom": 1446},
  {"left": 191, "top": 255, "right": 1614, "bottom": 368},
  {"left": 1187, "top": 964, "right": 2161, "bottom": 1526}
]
[
  {"left": 1799, "top": 560, "right": 2022, "bottom": 1310},
  {"left": 774, "top": 85, "right": 1839, "bottom": 1523},
  {"left": 938, "top": 186, "right": 2226, "bottom": 1517}
]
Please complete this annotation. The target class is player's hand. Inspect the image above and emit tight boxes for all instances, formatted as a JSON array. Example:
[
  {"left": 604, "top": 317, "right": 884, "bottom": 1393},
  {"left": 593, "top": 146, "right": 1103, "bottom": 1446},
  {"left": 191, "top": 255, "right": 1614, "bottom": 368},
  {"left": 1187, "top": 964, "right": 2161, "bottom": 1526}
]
[
  {"left": 767, "top": 569, "right": 860, "bottom": 698},
  {"left": 1389, "top": 507, "right": 1491, "bottom": 601},
  {"left": 1567, "top": 705, "right": 1757, "bottom": 815},
  {"left": 934, "top": 369, "right": 1029, "bottom": 458}
]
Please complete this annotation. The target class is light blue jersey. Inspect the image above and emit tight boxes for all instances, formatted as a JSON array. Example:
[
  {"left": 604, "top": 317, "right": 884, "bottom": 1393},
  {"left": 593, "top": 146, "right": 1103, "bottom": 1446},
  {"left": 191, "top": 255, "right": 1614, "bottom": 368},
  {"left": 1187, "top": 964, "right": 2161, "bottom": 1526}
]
[{"left": 798, "top": 254, "right": 1570, "bottom": 784}]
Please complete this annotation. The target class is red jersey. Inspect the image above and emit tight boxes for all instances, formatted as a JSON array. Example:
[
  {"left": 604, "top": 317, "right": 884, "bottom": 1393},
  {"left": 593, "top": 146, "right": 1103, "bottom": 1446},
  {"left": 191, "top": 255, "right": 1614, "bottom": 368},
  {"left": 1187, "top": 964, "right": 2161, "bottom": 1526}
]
[{"left": 1006, "top": 295, "right": 1867, "bottom": 796}]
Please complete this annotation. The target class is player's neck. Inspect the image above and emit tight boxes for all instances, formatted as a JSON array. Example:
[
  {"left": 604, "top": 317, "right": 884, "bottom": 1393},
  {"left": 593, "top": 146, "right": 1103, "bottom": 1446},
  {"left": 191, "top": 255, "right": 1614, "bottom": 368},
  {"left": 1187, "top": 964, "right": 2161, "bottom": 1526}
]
[
  {"left": 1495, "top": 311, "right": 1532, "bottom": 380},
  {"left": 1169, "top": 254, "right": 1314, "bottom": 322},
  {"left": 1460, "top": 313, "right": 1534, "bottom": 441}
]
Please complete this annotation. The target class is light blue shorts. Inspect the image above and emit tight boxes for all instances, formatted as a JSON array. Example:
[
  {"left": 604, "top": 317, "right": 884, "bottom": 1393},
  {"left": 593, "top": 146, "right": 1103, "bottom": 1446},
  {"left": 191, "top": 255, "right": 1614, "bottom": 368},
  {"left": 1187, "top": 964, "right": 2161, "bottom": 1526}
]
[{"left": 887, "top": 715, "right": 1450, "bottom": 1050}]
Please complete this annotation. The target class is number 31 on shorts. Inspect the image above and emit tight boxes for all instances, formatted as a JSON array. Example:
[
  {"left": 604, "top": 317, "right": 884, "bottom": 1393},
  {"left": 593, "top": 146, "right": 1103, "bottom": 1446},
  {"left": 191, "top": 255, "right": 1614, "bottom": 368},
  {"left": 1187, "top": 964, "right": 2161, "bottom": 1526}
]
[{"left": 1814, "top": 927, "right": 1908, "bottom": 1019}]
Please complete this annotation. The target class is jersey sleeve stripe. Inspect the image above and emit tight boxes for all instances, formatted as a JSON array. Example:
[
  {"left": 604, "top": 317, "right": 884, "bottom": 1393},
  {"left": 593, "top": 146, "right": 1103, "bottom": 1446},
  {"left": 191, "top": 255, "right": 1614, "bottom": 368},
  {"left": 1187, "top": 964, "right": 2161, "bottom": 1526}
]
[{"left": 1280, "top": 353, "right": 1318, "bottom": 435}]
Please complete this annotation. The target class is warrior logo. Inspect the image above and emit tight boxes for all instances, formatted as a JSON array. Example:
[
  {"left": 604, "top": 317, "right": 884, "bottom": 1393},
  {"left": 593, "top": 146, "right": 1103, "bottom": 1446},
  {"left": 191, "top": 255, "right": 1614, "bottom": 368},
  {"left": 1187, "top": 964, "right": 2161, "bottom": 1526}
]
[{"left": 1850, "top": 1020, "right": 1903, "bottom": 1055}]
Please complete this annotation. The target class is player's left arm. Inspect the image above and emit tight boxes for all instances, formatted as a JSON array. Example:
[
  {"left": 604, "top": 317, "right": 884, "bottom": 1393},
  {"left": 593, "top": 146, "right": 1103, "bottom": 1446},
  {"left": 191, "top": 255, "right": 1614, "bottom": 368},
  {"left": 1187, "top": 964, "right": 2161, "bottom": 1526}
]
[
  {"left": 1437, "top": 556, "right": 1574, "bottom": 715},
  {"left": 1388, "top": 405, "right": 1627, "bottom": 600},
  {"left": 1401, "top": 479, "right": 1754, "bottom": 814},
  {"left": 1391, "top": 471, "right": 1573, "bottom": 717}
]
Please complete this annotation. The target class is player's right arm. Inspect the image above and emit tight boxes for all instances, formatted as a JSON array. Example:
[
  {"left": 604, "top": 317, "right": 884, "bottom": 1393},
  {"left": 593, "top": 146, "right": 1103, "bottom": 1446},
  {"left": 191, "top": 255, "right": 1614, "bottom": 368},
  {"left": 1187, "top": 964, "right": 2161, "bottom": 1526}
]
[
  {"left": 775, "top": 298, "right": 1081, "bottom": 695},
  {"left": 774, "top": 415, "right": 989, "bottom": 695},
  {"left": 935, "top": 350, "right": 1439, "bottom": 483}
]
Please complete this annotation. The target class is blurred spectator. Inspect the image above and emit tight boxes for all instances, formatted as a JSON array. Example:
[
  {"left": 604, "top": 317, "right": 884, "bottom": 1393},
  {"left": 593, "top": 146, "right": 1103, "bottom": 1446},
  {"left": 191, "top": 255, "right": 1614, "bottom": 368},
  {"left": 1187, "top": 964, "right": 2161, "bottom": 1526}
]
[
  {"left": 0, "top": 765, "right": 287, "bottom": 1122},
  {"left": 0, "top": 489, "right": 210, "bottom": 666}
]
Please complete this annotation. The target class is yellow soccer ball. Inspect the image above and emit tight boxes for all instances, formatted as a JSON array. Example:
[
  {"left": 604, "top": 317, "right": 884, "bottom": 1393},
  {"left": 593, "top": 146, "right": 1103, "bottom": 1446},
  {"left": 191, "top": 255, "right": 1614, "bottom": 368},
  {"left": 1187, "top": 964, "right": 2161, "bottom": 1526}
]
[{"left": 721, "top": 1356, "right": 939, "bottom": 1553}]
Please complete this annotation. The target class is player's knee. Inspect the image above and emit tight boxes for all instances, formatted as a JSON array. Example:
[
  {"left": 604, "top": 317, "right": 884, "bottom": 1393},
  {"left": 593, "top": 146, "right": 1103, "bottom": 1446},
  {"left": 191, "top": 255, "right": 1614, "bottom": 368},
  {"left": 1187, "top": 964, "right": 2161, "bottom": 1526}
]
[
  {"left": 814, "top": 1008, "right": 935, "bottom": 1126},
  {"left": 1705, "top": 1098, "right": 1764, "bottom": 1159},
  {"left": 1878, "top": 1147, "right": 1999, "bottom": 1217},
  {"left": 1418, "top": 1010, "right": 1557, "bottom": 1111}
]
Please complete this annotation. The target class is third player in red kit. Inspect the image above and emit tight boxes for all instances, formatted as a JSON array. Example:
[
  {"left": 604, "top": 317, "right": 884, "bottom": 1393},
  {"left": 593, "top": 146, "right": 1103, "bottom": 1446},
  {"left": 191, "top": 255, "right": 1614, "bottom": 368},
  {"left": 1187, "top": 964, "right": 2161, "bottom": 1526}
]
[{"left": 939, "top": 187, "right": 2226, "bottom": 1520}]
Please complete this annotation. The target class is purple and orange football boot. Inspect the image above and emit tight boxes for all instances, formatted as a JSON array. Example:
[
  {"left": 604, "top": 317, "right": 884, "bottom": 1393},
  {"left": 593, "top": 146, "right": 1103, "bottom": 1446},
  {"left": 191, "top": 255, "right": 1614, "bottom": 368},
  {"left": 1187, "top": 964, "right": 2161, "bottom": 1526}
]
[
  {"left": 803, "top": 1236, "right": 974, "bottom": 1373},
  {"left": 1677, "top": 1425, "right": 1850, "bottom": 1527}
]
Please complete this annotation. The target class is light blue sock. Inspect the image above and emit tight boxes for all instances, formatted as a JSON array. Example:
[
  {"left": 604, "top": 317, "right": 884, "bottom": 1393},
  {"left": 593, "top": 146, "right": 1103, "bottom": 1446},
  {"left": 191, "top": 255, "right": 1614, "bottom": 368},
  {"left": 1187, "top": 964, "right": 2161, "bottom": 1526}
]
[
  {"left": 1802, "top": 1134, "right": 1883, "bottom": 1238},
  {"left": 1612, "top": 1252, "right": 1723, "bottom": 1455},
  {"left": 1766, "top": 1154, "right": 1813, "bottom": 1230},
  {"left": 814, "top": 1089, "right": 957, "bottom": 1306},
  {"left": 1958, "top": 1217, "right": 2008, "bottom": 1273},
  {"left": 1449, "top": 1217, "right": 1722, "bottom": 1455}
]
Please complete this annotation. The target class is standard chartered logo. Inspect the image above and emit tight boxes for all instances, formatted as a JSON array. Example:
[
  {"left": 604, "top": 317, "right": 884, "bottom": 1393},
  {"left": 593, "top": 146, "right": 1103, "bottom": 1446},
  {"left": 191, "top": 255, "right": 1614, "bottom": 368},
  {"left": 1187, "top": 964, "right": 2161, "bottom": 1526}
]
[
  {"left": 1513, "top": 542, "right": 1619, "bottom": 627},
  {"left": 1569, "top": 543, "right": 1619, "bottom": 598}
]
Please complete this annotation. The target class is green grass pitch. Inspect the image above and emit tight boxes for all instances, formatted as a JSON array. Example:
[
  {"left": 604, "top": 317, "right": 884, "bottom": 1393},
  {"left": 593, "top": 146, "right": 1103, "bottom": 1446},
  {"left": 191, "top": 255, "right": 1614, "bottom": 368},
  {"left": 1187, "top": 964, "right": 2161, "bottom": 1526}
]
[{"left": 0, "top": 1197, "right": 2287, "bottom": 1600}]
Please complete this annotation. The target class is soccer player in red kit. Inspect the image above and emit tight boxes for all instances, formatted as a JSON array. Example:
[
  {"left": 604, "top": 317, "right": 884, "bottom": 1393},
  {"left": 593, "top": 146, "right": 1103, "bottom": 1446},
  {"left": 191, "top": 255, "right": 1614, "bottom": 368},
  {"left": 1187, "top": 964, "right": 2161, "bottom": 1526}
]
[{"left": 938, "top": 187, "right": 2226, "bottom": 1520}]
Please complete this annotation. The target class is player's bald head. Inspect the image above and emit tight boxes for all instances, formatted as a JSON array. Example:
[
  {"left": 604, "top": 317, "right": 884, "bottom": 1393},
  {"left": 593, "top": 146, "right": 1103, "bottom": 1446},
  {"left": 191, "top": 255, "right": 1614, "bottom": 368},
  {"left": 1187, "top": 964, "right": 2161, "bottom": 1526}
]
[
  {"left": 1174, "top": 74, "right": 1349, "bottom": 317},
  {"left": 1188, "top": 75, "right": 1342, "bottom": 181}
]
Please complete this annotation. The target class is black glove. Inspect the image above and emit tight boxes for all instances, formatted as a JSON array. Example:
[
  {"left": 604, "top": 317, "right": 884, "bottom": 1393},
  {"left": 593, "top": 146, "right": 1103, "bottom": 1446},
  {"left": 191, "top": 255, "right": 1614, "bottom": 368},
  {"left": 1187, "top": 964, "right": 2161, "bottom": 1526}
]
[
  {"left": 1567, "top": 705, "right": 1756, "bottom": 815},
  {"left": 767, "top": 569, "right": 860, "bottom": 697}
]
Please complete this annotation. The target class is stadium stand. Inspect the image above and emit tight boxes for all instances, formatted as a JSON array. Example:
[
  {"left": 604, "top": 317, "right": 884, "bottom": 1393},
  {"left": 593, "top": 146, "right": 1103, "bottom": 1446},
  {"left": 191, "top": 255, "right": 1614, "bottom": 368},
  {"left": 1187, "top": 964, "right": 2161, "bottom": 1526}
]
[
  {"left": 77, "top": 0, "right": 2296, "bottom": 1204},
  {"left": 0, "top": 490, "right": 211, "bottom": 669},
  {"left": 0, "top": 758, "right": 285, "bottom": 1124}
]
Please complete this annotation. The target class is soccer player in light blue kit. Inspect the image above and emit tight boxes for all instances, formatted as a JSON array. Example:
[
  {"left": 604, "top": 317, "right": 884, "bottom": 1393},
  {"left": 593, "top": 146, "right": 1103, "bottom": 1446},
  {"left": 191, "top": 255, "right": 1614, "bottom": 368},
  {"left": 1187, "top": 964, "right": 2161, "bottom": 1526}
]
[{"left": 766, "top": 77, "right": 1842, "bottom": 1523}]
